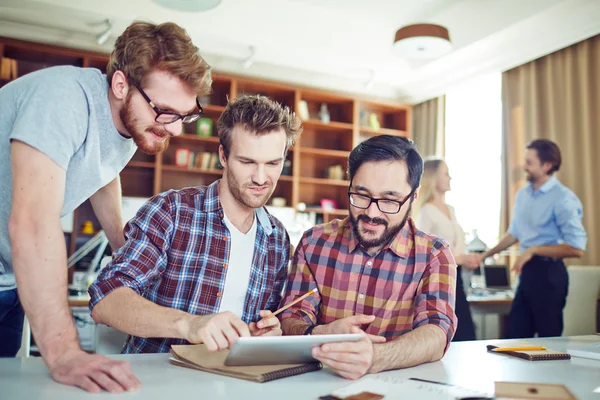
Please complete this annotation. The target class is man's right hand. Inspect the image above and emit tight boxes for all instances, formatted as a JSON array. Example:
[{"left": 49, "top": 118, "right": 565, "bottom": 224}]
[
  {"left": 313, "top": 314, "right": 386, "bottom": 344},
  {"left": 48, "top": 348, "right": 140, "bottom": 393},
  {"left": 182, "top": 311, "right": 251, "bottom": 351}
]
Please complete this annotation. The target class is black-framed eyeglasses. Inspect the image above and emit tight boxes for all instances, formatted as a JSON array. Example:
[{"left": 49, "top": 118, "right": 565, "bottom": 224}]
[
  {"left": 348, "top": 190, "right": 414, "bottom": 214},
  {"left": 135, "top": 85, "right": 203, "bottom": 124}
]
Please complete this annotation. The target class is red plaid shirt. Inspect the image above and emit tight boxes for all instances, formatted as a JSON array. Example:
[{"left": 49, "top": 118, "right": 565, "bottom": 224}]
[
  {"left": 280, "top": 217, "right": 457, "bottom": 346},
  {"left": 89, "top": 180, "right": 290, "bottom": 353}
]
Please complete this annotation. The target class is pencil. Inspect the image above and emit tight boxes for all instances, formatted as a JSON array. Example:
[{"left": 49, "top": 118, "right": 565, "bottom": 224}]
[
  {"left": 271, "top": 288, "right": 318, "bottom": 317},
  {"left": 493, "top": 346, "right": 546, "bottom": 352}
]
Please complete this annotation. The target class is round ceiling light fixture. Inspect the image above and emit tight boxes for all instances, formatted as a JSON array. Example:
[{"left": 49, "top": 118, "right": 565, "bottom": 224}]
[
  {"left": 393, "top": 24, "right": 452, "bottom": 60},
  {"left": 152, "top": 0, "right": 221, "bottom": 12}
]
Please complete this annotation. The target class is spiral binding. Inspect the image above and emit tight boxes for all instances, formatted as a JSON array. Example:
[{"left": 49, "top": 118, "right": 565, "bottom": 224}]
[{"left": 261, "top": 362, "right": 323, "bottom": 382}]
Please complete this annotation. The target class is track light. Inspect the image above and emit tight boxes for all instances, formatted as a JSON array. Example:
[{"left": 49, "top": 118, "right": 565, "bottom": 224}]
[
  {"left": 365, "top": 69, "right": 376, "bottom": 90},
  {"left": 96, "top": 19, "right": 113, "bottom": 45},
  {"left": 242, "top": 46, "right": 256, "bottom": 69}
]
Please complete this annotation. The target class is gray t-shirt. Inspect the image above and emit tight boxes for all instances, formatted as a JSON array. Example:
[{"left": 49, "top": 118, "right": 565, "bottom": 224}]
[{"left": 0, "top": 66, "right": 137, "bottom": 290}]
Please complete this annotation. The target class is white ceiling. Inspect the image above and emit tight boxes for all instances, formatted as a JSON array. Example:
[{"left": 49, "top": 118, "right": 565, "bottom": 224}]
[{"left": 0, "top": 0, "right": 599, "bottom": 103}]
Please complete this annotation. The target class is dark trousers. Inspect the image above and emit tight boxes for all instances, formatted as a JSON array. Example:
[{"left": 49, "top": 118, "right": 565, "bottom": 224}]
[
  {"left": 507, "top": 256, "right": 568, "bottom": 338},
  {"left": 453, "top": 266, "right": 476, "bottom": 341},
  {"left": 0, "top": 288, "right": 24, "bottom": 357}
]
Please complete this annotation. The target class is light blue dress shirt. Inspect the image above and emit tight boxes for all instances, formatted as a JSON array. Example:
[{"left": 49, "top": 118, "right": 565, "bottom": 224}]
[{"left": 508, "top": 175, "right": 587, "bottom": 251}]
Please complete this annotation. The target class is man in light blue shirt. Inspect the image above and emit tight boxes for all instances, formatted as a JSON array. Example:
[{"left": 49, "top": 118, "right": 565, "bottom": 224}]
[{"left": 483, "top": 139, "right": 586, "bottom": 338}]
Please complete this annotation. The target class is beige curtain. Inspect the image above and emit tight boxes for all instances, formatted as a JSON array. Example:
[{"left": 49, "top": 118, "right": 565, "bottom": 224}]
[
  {"left": 412, "top": 95, "right": 446, "bottom": 158},
  {"left": 501, "top": 34, "right": 600, "bottom": 265}
]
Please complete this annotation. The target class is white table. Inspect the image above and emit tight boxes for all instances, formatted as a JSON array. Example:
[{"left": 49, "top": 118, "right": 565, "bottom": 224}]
[{"left": 2, "top": 336, "right": 599, "bottom": 399}]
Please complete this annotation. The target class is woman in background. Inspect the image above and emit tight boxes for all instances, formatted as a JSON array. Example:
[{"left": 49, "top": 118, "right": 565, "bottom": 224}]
[{"left": 414, "top": 158, "right": 481, "bottom": 341}]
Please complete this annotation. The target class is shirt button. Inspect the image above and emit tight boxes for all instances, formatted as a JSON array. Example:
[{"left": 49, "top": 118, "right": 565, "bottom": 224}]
[
  {"left": 366, "top": 261, "right": 372, "bottom": 267},
  {"left": 216, "top": 292, "right": 222, "bottom": 297},
  {"left": 223, "top": 236, "right": 228, "bottom": 241},
  {"left": 359, "top": 294, "right": 365, "bottom": 299},
  {"left": 222, "top": 263, "right": 227, "bottom": 269}
]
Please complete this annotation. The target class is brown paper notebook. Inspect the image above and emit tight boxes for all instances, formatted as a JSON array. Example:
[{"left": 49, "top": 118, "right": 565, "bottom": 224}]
[
  {"left": 170, "top": 344, "right": 322, "bottom": 383},
  {"left": 486, "top": 345, "right": 571, "bottom": 361}
]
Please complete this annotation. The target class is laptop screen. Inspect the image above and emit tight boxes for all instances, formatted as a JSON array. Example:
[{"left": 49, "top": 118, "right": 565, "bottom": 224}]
[{"left": 484, "top": 265, "right": 510, "bottom": 289}]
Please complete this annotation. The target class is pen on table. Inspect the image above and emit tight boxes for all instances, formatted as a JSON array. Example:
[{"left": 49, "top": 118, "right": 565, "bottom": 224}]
[
  {"left": 492, "top": 346, "right": 546, "bottom": 352},
  {"left": 270, "top": 288, "right": 318, "bottom": 317}
]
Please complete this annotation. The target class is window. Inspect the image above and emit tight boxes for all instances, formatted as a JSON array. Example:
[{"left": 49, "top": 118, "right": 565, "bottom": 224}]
[{"left": 444, "top": 73, "right": 502, "bottom": 248}]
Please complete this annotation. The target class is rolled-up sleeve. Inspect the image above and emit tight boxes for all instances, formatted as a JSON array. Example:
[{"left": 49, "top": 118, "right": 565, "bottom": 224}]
[
  {"left": 278, "top": 234, "right": 320, "bottom": 325},
  {"left": 555, "top": 194, "right": 587, "bottom": 251},
  {"left": 412, "top": 243, "right": 457, "bottom": 350},
  {"left": 88, "top": 194, "right": 174, "bottom": 312}
]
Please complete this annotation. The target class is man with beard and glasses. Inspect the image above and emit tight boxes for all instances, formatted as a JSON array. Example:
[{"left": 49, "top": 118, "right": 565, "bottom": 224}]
[
  {"left": 0, "top": 21, "right": 210, "bottom": 393},
  {"left": 89, "top": 95, "right": 302, "bottom": 356},
  {"left": 279, "top": 135, "right": 457, "bottom": 380},
  {"left": 483, "top": 139, "right": 586, "bottom": 338}
]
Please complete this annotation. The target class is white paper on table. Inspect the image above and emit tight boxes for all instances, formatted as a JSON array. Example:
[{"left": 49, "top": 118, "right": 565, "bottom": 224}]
[{"left": 331, "top": 375, "right": 490, "bottom": 400}]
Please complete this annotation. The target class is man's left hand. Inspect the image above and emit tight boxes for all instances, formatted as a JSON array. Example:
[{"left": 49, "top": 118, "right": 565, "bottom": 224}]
[
  {"left": 249, "top": 310, "right": 281, "bottom": 336},
  {"left": 512, "top": 248, "right": 534, "bottom": 275},
  {"left": 311, "top": 326, "right": 374, "bottom": 380}
]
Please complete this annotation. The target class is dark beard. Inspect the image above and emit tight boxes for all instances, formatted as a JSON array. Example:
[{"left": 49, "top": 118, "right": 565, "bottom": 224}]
[
  {"left": 350, "top": 202, "right": 412, "bottom": 250},
  {"left": 120, "top": 95, "right": 170, "bottom": 155}
]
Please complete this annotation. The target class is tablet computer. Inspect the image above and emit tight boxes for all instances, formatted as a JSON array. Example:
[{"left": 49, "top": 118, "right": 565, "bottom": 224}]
[{"left": 224, "top": 333, "right": 362, "bottom": 366}]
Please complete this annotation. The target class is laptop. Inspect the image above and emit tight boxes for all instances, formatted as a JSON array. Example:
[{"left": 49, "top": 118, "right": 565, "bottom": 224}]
[{"left": 483, "top": 265, "right": 512, "bottom": 291}]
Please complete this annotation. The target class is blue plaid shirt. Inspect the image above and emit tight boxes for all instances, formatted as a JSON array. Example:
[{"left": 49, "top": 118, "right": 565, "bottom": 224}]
[{"left": 89, "top": 180, "right": 290, "bottom": 353}]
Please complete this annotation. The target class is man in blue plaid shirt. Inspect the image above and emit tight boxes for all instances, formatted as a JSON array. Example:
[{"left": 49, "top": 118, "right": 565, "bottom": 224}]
[{"left": 89, "top": 95, "right": 302, "bottom": 354}]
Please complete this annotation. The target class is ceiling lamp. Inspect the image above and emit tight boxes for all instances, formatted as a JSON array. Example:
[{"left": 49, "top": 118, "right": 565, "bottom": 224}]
[
  {"left": 96, "top": 19, "right": 113, "bottom": 45},
  {"left": 393, "top": 24, "right": 452, "bottom": 60},
  {"left": 152, "top": 0, "right": 221, "bottom": 12}
]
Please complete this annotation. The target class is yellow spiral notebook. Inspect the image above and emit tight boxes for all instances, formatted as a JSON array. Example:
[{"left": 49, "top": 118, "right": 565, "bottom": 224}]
[{"left": 486, "top": 343, "right": 571, "bottom": 361}]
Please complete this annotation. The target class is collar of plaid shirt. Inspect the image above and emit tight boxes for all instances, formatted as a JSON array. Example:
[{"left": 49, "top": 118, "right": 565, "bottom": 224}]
[{"left": 203, "top": 180, "right": 274, "bottom": 235}]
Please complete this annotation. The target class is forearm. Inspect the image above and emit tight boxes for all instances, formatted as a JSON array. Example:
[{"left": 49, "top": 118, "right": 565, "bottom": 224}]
[
  {"left": 281, "top": 317, "right": 311, "bottom": 336},
  {"left": 529, "top": 244, "right": 584, "bottom": 259},
  {"left": 10, "top": 222, "right": 79, "bottom": 365},
  {"left": 90, "top": 177, "right": 125, "bottom": 251},
  {"left": 453, "top": 253, "right": 468, "bottom": 265},
  {"left": 91, "top": 287, "right": 192, "bottom": 339},
  {"left": 369, "top": 325, "right": 447, "bottom": 373},
  {"left": 484, "top": 233, "right": 518, "bottom": 259}
]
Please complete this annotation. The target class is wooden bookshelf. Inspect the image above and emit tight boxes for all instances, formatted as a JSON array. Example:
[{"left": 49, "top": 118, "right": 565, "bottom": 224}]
[{"left": 0, "top": 36, "right": 411, "bottom": 230}]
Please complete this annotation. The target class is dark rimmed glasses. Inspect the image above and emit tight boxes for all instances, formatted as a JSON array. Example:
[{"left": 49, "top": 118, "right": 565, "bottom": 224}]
[
  {"left": 348, "top": 190, "right": 414, "bottom": 214},
  {"left": 136, "top": 85, "right": 204, "bottom": 124}
]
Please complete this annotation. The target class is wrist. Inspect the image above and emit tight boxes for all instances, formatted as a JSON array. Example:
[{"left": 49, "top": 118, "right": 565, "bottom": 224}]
[
  {"left": 43, "top": 340, "right": 81, "bottom": 367},
  {"left": 176, "top": 314, "right": 199, "bottom": 341},
  {"left": 311, "top": 324, "right": 327, "bottom": 335},
  {"left": 368, "top": 344, "right": 380, "bottom": 374}
]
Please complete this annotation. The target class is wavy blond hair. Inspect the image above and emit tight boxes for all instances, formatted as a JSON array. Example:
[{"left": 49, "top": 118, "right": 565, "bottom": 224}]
[{"left": 413, "top": 157, "right": 445, "bottom": 216}]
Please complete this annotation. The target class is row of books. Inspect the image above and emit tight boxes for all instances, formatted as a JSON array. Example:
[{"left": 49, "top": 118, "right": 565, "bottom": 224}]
[{"left": 175, "top": 149, "right": 222, "bottom": 170}]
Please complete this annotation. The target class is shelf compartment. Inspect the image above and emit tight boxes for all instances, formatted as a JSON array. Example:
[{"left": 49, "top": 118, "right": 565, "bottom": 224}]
[
  {"left": 358, "top": 101, "right": 409, "bottom": 133},
  {"left": 299, "top": 90, "right": 354, "bottom": 124}
]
